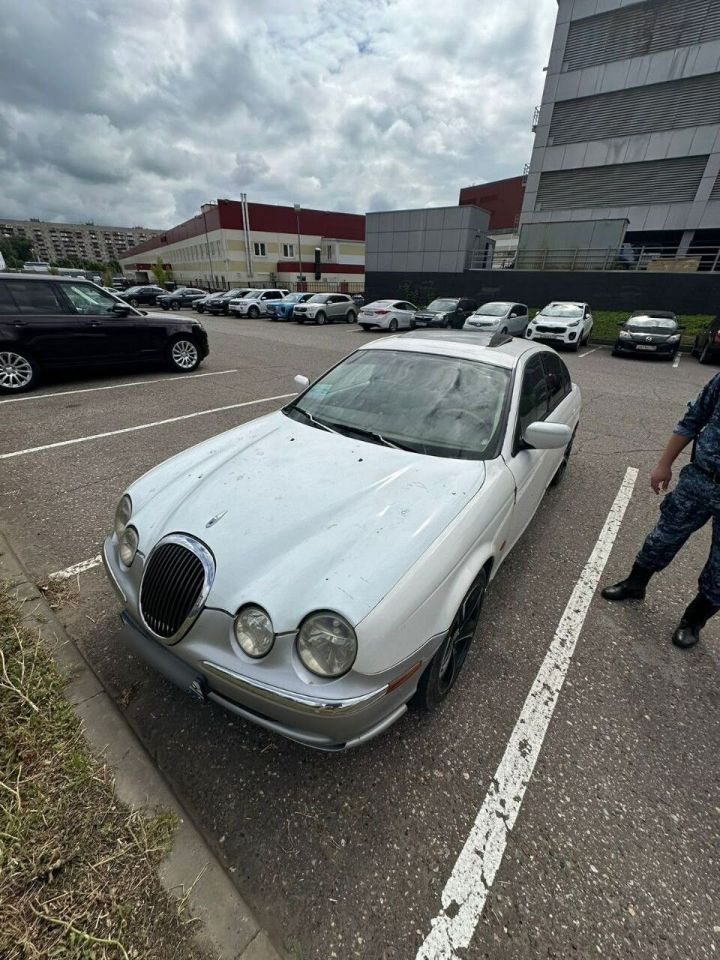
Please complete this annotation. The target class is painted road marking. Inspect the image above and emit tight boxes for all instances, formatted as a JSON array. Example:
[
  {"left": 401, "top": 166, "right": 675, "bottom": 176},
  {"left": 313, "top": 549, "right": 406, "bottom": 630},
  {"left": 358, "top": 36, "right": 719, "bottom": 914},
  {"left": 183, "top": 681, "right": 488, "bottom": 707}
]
[
  {"left": 578, "top": 347, "right": 600, "bottom": 358},
  {"left": 0, "top": 393, "right": 296, "bottom": 460},
  {"left": 416, "top": 466, "right": 639, "bottom": 960},
  {"left": 673, "top": 354, "right": 681, "bottom": 369},
  {"left": 0, "top": 368, "right": 239, "bottom": 404},
  {"left": 49, "top": 555, "right": 102, "bottom": 581}
]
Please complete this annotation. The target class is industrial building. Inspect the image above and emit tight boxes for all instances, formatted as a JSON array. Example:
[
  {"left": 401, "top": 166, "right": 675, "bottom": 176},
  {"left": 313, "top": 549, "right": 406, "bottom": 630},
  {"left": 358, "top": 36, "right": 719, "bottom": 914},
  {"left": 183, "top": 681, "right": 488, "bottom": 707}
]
[
  {"left": 120, "top": 199, "right": 365, "bottom": 289},
  {"left": 0, "top": 217, "right": 161, "bottom": 264},
  {"left": 520, "top": 0, "right": 720, "bottom": 262}
]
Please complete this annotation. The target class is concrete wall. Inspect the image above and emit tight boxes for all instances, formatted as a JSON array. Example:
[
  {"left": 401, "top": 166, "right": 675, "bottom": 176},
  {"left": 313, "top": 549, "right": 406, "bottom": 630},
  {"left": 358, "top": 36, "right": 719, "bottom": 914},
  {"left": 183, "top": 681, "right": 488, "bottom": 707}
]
[
  {"left": 365, "top": 205, "right": 491, "bottom": 274},
  {"left": 365, "top": 268, "right": 720, "bottom": 315}
]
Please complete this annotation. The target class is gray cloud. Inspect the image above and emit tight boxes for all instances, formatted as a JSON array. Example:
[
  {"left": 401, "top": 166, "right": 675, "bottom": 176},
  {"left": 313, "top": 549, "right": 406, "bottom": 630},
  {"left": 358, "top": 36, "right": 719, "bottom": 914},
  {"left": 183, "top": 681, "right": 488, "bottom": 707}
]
[{"left": 0, "top": 0, "right": 557, "bottom": 228}]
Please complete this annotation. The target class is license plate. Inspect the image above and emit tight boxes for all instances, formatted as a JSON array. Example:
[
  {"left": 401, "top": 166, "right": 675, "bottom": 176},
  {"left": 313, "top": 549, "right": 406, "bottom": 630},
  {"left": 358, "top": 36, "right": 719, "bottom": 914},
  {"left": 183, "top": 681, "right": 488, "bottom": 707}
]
[
  {"left": 542, "top": 332, "right": 563, "bottom": 339},
  {"left": 637, "top": 344, "right": 656, "bottom": 351}
]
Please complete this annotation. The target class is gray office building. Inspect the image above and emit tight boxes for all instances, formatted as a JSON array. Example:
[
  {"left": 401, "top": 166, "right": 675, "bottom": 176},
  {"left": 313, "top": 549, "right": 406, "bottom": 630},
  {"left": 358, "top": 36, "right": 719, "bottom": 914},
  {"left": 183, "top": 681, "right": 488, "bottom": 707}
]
[{"left": 520, "top": 0, "right": 720, "bottom": 257}]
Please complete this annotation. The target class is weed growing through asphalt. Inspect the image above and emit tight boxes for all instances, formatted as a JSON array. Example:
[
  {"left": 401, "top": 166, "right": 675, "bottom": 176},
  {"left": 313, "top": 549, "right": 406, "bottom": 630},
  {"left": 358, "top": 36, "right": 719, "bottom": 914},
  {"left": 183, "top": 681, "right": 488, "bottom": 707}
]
[{"left": 0, "top": 582, "right": 208, "bottom": 960}]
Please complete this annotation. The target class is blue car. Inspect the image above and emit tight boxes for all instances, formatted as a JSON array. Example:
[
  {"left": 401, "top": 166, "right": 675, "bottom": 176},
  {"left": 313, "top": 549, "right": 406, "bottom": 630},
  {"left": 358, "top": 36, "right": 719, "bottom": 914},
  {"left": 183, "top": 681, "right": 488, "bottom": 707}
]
[{"left": 266, "top": 292, "right": 314, "bottom": 321}]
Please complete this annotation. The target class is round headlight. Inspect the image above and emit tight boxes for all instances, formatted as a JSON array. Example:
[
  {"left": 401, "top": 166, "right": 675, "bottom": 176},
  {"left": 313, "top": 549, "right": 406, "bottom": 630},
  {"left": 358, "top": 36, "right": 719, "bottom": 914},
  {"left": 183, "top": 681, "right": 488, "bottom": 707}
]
[
  {"left": 114, "top": 494, "right": 132, "bottom": 538},
  {"left": 297, "top": 611, "right": 357, "bottom": 678},
  {"left": 119, "top": 525, "right": 139, "bottom": 567},
  {"left": 234, "top": 605, "right": 274, "bottom": 658}
]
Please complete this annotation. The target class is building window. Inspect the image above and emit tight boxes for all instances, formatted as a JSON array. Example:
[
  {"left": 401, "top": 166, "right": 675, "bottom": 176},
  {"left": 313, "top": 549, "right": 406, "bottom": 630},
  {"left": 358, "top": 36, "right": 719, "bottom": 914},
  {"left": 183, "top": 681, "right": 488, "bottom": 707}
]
[
  {"left": 253, "top": 242, "right": 266, "bottom": 257},
  {"left": 324, "top": 243, "right": 334, "bottom": 261},
  {"left": 282, "top": 243, "right": 295, "bottom": 258}
]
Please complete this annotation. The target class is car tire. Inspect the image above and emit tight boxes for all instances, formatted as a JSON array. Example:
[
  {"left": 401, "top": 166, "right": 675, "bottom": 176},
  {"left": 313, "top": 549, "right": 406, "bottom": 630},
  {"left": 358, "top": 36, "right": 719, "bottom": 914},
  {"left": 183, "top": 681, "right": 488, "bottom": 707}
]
[
  {"left": 501, "top": 326, "right": 508, "bottom": 335},
  {"left": 297, "top": 319, "right": 304, "bottom": 325},
  {"left": 196, "top": 304, "right": 204, "bottom": 314},
  {"left": 0, "top": 349, "right": 40, "bottom": 395},
  {"left": 700, "top": 342, "right": 713, "bottom": 364},
  {"left": 316, "top": 311, "right": 327, "bottom": 326},
  {"left": 248, "top": 306, "right": 260, "bottom": 319},
  {"left": 388, "top": 318, "right": 399, "bottom": 332},
  {"left": 691, "top": 338, "right": 700, "bottom": 357},
  {"left": 571, "top": 337, "right": 581, "bottom": 352},
  {"left": 166, "top": 336, "right": 201, "bottom": 373},
  {"left": 170, "top": 300, "right": 180, "bottom": 310},
  {"left": 410, "top": 321, "right": 416, "bottom": 330},
  {"left": 413, "top": 570, "right": 487, "bottom": 711},
  {"left": 129, "top": 297, "right": 139, "bottom": 307},
  {"left": 360, "top": 325, "right": 370, "bottom": 331},
  {"left": 550, "top": 427, "right": 576, "bottom": 487}
]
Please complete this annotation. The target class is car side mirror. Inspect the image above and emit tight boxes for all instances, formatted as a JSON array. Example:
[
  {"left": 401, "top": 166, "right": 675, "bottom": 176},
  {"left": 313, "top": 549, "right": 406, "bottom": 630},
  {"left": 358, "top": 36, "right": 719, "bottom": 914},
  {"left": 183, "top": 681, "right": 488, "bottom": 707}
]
[
  {"left": 112, "top": 302, "right": 131, "bottom": 317},
  {"left": 523, "top": 421, "right": 572, "bottom": 450},
  {"left": 294, "top": 374, "right": 310, "bottom": 391}
]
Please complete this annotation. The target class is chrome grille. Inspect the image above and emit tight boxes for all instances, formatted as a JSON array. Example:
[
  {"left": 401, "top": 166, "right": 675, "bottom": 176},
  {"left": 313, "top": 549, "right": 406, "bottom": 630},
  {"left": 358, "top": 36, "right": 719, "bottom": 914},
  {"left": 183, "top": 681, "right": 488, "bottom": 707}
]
[{"left": 139, "top": 534, "right": 215, "bottom": 642}]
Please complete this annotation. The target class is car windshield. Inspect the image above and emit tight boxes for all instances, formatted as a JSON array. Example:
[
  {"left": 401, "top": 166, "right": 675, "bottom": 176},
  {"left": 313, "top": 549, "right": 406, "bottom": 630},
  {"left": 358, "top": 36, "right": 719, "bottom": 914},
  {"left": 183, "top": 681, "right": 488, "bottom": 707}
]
[
  {"left": 476, "top": 302, "right": 512, "bottom": 316},
  {"left": 307, "top": 294, "right": 331, "bottom": 303},
  {"left": 284, "top": 293, "right": 305, "bottom": 303},
  {"left": 625, "top": 317, "right": 678, "bottom": 333},
  {"left": 541, "top": 304, "right": 583, "bottom": 318},
  {"left": 285, "top": 349, "right": 510, "bottom": 460},
  {"left": 630, "top": 310, "right": 676, "bottom": 320},
  {"left": 426, "top": 299, "right": 457, "bottom": 312}
]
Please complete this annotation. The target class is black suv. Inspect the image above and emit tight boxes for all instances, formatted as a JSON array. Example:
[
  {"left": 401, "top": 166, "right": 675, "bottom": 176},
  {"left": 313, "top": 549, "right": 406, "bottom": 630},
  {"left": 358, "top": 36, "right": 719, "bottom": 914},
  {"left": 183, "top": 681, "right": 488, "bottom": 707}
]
[
  {"left": 411, "top": 297, "right": 478, "bottom": 330},
  {"left": 118, "top": 284, "right": 166, "bottom": 307},
  {"left": 692, "top": 313, "right": 720, "bottom": 364},
  {"left": 206, "top": 288, "right": 253, "bottom": 315},
  {"left": 0, "top": 274, "right": 209, "bottom": 394},
  {"left": 157, "top": 287, "right": 206, "bottom": 310}
]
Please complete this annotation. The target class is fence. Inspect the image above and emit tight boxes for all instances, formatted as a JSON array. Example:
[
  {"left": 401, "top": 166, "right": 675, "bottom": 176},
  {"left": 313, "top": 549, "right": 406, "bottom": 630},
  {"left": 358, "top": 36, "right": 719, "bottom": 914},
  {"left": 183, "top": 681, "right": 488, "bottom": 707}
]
[
  {"left": 185, "top": 278, "right": 366, "bottom": 294},
  {"left": 466, "top": 243, "right": 720, "bottom": 273}
]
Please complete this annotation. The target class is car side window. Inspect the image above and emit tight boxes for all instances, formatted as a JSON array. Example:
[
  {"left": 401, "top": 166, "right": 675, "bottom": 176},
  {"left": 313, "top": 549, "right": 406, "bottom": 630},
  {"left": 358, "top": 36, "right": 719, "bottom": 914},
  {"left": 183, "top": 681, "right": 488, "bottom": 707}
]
[
  {"left": 517, "top": 355, "right": 549, "bottom": 440},
  {"left": 0, "top": 282, "right": 17, "bottom": 314},
  {"left": 62, "top": 283, "right": 119, "bottom": 316},
  {"left": 542, "top": 352, "right": 568, "bottom": 414},
  {"left": 4, "top": 281, "right": 66, "bottom": 315}
]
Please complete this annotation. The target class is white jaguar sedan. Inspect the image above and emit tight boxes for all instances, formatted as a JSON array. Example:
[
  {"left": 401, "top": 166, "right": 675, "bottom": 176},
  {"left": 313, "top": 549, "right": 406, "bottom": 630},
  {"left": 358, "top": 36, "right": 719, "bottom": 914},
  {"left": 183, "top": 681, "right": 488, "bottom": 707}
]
[{"left": 103, "top": 331, "right": 581, "bottom": 751}]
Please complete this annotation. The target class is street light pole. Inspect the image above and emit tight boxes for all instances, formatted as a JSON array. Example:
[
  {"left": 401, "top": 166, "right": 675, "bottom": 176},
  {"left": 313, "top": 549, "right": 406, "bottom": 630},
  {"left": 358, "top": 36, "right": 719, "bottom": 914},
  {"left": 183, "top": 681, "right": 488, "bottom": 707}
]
[
  {"left": 294, "top": 203, "right": 304, "bottom": 288},
  {"left": 201, "top": 203, "right": 215, "bottom": 290}
]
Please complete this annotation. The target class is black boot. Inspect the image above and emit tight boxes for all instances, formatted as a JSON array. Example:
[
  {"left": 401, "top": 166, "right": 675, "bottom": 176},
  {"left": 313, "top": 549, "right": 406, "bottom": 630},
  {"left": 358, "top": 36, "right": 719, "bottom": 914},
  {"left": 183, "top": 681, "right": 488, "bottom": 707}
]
[
  {"left": 672, "top": 594, "right": 719, "bottom": 649},
  {"left": 601, "top": 562, "right": 654, "bottom": 601}
]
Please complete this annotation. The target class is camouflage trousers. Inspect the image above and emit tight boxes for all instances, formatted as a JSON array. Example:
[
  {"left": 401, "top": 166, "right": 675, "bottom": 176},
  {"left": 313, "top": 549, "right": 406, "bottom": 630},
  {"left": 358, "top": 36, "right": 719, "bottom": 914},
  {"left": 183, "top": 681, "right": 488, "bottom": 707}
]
[{"left": 637, "top": 462, "right": 720, "bottom": 606}]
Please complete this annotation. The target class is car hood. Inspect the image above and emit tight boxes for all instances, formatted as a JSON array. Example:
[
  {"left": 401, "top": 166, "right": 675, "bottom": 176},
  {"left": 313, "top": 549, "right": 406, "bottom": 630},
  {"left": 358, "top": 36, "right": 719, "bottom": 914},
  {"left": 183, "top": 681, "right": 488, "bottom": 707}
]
[
  {"left": 621, "top": 328, "right": 677, "bottom": 342},
  {"left": 533, "top": 314, "right": 579, "bottom": 325},
  {"left": 416, "top": 307, "right": 451, "bottom": 315},
  {"left": 129, "top": 411, "right": 486, "bottom": 631}
]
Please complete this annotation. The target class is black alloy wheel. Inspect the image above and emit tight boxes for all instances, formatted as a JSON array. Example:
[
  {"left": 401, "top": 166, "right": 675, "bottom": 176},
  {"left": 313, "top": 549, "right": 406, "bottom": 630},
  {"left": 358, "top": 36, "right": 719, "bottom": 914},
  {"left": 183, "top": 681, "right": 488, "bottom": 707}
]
[{"left": 413, "top": 570, "right": 487, "bottom": 710}]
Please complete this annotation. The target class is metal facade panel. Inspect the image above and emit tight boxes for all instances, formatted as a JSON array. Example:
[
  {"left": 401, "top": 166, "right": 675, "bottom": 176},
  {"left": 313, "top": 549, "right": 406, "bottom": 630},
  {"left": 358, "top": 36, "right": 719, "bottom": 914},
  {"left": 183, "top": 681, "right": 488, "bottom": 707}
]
[
  {"left": 549, "top": 72, "right": 720, "bottom": 144},
  {"left": 536, "top": 155, "right": 708, "bottom": 209},
  {"left": 563, "top": 0, "right": 720, "bottom": 72}
]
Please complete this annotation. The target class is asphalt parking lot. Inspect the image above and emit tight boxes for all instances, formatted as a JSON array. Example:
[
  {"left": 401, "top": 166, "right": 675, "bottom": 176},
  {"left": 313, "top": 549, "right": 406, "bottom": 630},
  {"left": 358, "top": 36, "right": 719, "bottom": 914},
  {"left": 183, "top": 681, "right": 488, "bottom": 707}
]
[{"left": 2, "top": 314, "right": 719, "bottom": 960}]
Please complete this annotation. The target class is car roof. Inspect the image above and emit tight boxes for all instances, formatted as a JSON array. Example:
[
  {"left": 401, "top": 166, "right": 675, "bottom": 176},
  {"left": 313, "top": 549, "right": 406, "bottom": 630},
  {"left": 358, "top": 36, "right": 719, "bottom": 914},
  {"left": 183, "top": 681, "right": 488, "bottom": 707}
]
[
  {"left": 545, "top": 301, "right": 587, "bottom": 308},
  {"left": 629, "top": 309, "right": 676, "bottom": 319},
  {"left": 360, "top": 330, "right": 548, "bottom": 369},
  {"left": 0, "top": 271, "right": 93, "bottom": 283}
]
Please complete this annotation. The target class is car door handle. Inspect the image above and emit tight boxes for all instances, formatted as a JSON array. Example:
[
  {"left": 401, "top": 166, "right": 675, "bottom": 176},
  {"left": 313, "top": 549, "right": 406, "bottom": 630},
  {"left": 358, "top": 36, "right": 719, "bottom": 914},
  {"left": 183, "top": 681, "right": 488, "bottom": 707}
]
[
  {"left": 89, "top": 320, "right": 101, "bottom": 327},
  {"left": 14, "top": 319, "right": 26, "bottom": 327}
]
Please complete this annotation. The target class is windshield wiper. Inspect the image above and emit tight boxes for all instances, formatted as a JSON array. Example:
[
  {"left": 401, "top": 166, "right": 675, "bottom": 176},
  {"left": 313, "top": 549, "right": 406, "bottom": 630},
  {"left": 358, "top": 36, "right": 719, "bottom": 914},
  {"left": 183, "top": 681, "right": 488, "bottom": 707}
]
[
  {"left": 287, "top": 407, "right": 339, "bottom": 434},
  {"left": 322, "top": 421, "right": 415, "bottom": 450}
]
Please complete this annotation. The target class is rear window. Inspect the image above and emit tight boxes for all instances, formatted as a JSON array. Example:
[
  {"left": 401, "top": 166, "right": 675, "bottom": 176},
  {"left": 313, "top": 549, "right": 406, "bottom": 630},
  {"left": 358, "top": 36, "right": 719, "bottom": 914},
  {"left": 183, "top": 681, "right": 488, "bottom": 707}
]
[{"left": 3, "top": 280, "right": 66, "bottom": 315}]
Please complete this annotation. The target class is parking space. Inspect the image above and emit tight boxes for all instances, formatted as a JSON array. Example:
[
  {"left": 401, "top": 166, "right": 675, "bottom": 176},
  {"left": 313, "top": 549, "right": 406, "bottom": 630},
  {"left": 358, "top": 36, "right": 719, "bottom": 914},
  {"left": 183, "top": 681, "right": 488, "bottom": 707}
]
[{"left": 2, "top": 315, "right": 719, "bottom": 959}]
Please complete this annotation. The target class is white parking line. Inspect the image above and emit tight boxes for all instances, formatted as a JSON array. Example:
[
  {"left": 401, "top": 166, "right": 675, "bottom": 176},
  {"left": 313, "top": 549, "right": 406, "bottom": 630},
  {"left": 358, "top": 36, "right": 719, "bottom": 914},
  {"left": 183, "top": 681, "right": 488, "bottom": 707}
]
[
  {"left": 0, "top": 392, "right": 295, "bottom": 460},
  {"left": 416, "top": 466, "right": 639, "bottom": 960},
  {"left": 578, "top": 347, "right": 600, "bottom": 358},
  {"left": 673, "top": 354, "right": 681, "bottom": 369},
  {"left": 49, "top": 555, "right": 102, "bottom": 580},
  {"left": 0, "top": 368, "right": 239, "bottom": 404}
]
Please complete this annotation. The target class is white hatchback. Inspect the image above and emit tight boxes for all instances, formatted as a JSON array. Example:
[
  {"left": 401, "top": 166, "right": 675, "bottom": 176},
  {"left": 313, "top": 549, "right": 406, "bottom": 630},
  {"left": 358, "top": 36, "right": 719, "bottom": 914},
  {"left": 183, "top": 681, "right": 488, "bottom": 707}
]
[
  {"left": 464, "top": 302, "right": 529, "bottom": 337},
  {"left": 358, "top": 300, "right": 418, "bottom": 332},
  {"left": 525, "top": 301, "right": 593, "bottom": 351}
]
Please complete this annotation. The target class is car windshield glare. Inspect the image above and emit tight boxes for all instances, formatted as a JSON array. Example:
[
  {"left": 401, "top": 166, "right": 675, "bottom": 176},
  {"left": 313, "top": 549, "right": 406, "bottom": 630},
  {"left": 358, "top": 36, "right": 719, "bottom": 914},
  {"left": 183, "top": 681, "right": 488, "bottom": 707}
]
[
  {"left": 308, "top": 294, "right": 330, "bottom": 303},
  {"left": 477, "top": 302, "right": 511, "bottom": 316},
  {"left": 426, "top": 299, "right": 457, "bottom": 312},
  {"left": 542, "top": 304, "right": 583, "bottom": 318},
  {"left": 626, "top": 317, "right": 677, "bottom": 332},
  {"left": 286, "top": 349, "right": 510, "bottom": 460}
]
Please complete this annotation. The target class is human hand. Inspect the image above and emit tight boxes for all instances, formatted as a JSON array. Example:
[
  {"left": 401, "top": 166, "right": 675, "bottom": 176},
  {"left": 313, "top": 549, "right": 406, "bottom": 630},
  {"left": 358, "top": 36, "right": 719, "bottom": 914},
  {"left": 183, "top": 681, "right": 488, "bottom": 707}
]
[{"left": 650, "top": 462, "right": 672, "bottom": 495}]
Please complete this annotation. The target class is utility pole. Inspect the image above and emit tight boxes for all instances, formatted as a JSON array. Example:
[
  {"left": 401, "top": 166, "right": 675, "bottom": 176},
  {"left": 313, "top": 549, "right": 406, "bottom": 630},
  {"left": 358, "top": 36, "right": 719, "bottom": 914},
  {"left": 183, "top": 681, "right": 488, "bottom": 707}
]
[{"left": 294, "top": 203, "right": 304, "bottom": 287}]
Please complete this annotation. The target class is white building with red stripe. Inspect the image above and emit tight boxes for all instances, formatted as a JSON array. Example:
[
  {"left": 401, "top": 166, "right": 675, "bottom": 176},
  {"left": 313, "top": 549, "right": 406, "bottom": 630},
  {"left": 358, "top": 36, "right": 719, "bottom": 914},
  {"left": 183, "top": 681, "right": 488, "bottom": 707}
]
[{"left": 120, "top": 198, "right": 365, "bottom": 290}]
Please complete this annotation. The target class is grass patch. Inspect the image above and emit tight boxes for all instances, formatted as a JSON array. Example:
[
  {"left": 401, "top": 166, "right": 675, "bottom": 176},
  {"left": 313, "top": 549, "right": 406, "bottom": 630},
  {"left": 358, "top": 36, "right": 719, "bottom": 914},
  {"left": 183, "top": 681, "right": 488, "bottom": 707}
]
[{"left": 0, "top": 582, "right": 208, "bottom": 960}]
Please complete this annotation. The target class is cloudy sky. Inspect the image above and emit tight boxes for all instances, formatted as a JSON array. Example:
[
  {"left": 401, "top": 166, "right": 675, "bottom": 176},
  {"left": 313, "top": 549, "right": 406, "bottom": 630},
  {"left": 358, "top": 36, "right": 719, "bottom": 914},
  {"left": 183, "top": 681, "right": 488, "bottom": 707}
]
[{"left": 0, "top": 0, "right": 557, "bottom": 229}]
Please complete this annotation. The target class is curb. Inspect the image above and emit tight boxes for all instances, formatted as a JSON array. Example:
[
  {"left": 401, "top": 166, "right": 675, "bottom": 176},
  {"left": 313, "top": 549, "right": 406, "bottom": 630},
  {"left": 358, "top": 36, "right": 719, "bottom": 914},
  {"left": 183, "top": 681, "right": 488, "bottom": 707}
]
[{"left": 0, "top": 529, "right": 283, "bottom": 960}]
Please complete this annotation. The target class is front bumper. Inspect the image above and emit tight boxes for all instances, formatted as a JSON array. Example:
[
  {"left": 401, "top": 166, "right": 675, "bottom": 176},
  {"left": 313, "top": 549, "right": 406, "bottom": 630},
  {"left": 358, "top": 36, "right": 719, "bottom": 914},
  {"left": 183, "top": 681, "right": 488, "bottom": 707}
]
[
  {"left": 526, "top": 326, "right": 579, "bottom": 345},
  {"left": 413, "top": 315, "right": 443, "bottom": 327},
  {"left": 613, "top": 339, "right": 678, "bottom": 356},
  {"left": 102, "top": 537, "right": 430, "bottom": 750}
]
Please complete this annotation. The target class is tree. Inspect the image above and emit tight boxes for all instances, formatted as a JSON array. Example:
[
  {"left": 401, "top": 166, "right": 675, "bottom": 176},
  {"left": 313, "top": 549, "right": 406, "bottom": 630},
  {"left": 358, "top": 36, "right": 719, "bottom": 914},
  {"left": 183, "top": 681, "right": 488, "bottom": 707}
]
[
  {"left": 102, "top": 266, "right": 113, "bottom": 287},
  {"left": 0, "top": 235, "right": 34, "bottom": 269},
  {"left": 151, "top": 257, "right": 167, "bottom": 287}
]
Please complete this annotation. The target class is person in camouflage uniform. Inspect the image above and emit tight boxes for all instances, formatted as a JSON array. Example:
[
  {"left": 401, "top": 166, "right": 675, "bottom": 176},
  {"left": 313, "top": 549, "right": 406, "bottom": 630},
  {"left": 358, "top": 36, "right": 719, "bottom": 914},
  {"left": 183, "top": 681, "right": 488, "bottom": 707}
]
[{"left": 603, "top": 372, "right": 720, "bottom": 648}]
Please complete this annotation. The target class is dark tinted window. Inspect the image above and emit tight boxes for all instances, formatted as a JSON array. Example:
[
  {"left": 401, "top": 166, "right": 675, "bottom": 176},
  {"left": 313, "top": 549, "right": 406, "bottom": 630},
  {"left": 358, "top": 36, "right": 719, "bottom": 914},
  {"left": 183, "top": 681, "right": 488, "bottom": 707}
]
[
  {"left": 542, "top": 352, "right": 570, "bottom": 413},
  {"left": 0, "top": 282, "right": 17, "bottom": 314},
  {"left": 518, "top": 355, "right": 549, "bottom": 438},
  {"left": 4, "top": 280, "right": 66, "bottom": 315}
]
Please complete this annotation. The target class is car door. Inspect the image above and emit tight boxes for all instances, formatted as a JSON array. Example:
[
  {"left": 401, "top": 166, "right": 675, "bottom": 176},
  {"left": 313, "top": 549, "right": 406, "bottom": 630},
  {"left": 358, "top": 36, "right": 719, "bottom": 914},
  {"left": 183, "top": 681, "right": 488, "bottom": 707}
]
[
  {"left": 503, "top": 353, "right": 556, "bottom": 551},
  {"left": 584, "top": 304, "right": 593, "bottom": 338},
  {"left": 396, "top": 302, "right": 416, "bottom": 328},
  {"left": 60, "top": 281, "right": 146, "bottom": 361},
  {"left": 2, "top": 279, "right": 93, "bottom": 366},
  {"left": 509, "top": 304, "right": 529, "bottom": 335},
  {"left": 324, "top": 295, "right": 342, "bottom": 321}
]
